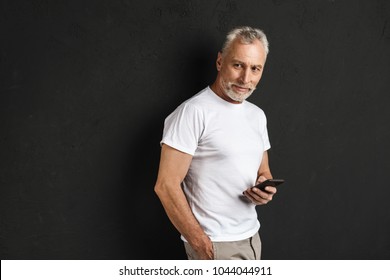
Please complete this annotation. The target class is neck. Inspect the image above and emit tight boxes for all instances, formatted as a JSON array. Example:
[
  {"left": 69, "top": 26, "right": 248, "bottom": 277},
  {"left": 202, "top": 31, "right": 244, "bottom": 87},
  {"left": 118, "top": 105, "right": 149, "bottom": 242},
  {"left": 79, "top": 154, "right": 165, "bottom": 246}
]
[{"left": 210, "top": 81, "right": 242, "bottom": 104}]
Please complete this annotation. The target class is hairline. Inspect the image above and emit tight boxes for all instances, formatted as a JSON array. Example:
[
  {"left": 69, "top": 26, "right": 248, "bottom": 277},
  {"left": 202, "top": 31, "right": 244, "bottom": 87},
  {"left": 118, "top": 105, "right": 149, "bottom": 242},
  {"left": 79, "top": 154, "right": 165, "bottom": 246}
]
[{"left": 221, "top": 26, "right": 269, "bottom": 57}]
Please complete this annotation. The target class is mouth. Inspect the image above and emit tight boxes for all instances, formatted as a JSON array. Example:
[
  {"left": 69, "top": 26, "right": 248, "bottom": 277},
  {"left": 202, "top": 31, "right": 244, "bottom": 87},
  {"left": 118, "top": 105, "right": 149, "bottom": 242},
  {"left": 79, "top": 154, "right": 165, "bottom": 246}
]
[{"left": 231, "top": 84, "right": 251, "bottom": 93}]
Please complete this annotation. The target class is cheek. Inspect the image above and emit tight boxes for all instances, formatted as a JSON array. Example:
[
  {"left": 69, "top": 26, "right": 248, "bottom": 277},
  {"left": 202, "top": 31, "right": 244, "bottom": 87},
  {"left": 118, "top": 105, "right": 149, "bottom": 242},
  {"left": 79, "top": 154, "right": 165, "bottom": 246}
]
[
  {"left": 253, "top": 73, "right": 263, "bottom": 85},
  {"left": 221, "top": 69, "right": 240, "bottom": 81}
]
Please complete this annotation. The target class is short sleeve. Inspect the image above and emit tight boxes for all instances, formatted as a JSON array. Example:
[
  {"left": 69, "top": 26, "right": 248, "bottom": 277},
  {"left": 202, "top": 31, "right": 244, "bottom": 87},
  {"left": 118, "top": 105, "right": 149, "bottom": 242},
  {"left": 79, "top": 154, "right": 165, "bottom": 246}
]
[
  {"left": 161, "top": 103, "right": 204, "bottom": 156},
  {"left": 261, "top": 112, "right": 271, "bottom": 151}
]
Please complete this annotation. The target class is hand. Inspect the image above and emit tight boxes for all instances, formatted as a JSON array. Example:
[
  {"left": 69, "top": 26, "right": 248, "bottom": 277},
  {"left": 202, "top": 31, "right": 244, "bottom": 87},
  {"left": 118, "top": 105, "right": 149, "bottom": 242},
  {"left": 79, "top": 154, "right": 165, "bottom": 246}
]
[
  {"left": 190, "top": 235, "right": 214, "bottom": 260},
  {"left": 243, "top": 176, "right": 277, "bottom": 205}
]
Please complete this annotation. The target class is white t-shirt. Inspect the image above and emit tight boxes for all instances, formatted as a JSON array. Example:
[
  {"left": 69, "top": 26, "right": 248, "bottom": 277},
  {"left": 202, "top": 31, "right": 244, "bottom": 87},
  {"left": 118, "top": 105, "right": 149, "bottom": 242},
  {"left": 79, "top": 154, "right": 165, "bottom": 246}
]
[{"left": 161, "top": 87, "right": 271, "bottom": 242}]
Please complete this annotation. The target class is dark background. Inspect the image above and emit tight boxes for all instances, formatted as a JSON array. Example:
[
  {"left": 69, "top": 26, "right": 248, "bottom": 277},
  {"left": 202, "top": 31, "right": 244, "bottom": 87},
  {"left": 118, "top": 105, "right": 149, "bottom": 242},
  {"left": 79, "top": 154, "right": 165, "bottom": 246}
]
[{"left": 1, "top": 0, "right": 390, "bottom": 260}]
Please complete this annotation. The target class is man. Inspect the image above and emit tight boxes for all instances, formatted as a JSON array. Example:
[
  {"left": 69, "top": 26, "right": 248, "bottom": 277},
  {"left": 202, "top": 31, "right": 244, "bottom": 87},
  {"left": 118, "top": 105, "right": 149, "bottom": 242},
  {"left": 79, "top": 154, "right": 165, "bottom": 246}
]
[{"left": 154, "top": 26, "right": 277, "bottom": 260}]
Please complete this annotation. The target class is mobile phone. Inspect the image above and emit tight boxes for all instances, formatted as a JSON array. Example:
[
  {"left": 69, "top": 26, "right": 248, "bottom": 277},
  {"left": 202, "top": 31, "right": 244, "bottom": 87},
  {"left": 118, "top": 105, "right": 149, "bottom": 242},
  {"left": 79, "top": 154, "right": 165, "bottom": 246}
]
[{"left": 252, "top": 179, "right": 285, "bottom": 192}]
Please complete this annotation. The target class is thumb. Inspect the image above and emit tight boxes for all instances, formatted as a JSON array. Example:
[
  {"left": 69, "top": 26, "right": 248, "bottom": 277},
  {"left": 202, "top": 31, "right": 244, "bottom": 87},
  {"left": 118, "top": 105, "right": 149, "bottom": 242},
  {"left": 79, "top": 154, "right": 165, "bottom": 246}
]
[{"left": 256, "top": 176, "right": 268, "bottom": 184}]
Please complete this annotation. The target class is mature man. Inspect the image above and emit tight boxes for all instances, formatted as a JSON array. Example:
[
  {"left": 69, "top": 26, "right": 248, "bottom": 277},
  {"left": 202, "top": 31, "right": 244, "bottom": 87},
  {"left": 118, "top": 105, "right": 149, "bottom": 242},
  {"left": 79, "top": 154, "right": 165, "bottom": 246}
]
[{"left": 154, "top": 26, "right": 277, "bottom": 260}]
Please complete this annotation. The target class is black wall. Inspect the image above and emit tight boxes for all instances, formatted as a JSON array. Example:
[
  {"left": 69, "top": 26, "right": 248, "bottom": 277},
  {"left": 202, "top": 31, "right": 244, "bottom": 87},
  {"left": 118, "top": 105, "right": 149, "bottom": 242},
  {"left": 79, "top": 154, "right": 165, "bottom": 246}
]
[{"left": 1, "top": 0, "right": 390, "bottom": 260}]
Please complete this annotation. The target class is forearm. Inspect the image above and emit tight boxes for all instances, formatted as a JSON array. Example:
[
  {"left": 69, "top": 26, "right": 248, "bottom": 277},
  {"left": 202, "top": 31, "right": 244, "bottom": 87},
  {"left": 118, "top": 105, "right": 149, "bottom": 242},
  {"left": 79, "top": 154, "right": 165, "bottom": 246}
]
[
  {"left": 154, "top": 145, "right": 213, "bottom": 259},
  {"left": 257, "top": 151, "right": 272, "bottom": 182},
  {"left": 154, "top": 181, "right": 211, "bottom": 251}
]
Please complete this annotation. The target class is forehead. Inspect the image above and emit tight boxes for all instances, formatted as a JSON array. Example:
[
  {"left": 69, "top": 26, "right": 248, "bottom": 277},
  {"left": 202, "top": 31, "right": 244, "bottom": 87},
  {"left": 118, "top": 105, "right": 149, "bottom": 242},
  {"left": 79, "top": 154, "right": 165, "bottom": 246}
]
[{"left": 225, "top": 39, "right": 266, "bottom": 65}]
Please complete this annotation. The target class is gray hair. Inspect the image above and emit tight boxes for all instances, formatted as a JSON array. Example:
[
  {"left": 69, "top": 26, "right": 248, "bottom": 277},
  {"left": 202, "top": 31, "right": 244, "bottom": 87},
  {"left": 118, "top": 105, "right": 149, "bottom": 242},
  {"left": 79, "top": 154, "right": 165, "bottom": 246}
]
[{"left": 221, "top": 26, "right": 269, "bottom": 56}]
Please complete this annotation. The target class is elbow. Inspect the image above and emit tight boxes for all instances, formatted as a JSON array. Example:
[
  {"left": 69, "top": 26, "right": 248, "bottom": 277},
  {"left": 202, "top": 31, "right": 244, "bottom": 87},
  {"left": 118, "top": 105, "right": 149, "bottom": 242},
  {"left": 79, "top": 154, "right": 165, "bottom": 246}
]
[
  {"left": 154, "top": 180, "right": 167, "bottom": 199},
  {"left": 154, "top": 178, "right": 180, "bottom": 200},
  {"left": 154, "top": 182, "right": 162, "bottom": 197}
]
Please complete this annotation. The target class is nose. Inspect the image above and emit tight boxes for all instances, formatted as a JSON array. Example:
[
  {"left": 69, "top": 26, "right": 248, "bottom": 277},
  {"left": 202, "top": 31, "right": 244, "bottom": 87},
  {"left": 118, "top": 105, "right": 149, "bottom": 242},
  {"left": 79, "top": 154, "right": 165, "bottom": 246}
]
[{"left": 239, "top": 68, "right": 251, "bottom": 84}]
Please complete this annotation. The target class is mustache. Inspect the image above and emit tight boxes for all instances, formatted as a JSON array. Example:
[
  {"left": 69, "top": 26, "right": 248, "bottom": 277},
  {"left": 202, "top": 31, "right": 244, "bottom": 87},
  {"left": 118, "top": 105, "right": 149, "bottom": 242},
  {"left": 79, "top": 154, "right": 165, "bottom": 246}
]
[{"left": 229, "top": 82, "right": 256, "bottom": 91}]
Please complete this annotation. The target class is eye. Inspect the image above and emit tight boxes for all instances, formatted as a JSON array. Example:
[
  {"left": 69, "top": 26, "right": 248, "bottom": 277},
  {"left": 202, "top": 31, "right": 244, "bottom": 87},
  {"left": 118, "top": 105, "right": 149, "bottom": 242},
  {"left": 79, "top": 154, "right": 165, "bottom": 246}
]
[
  {"left": 233, "top": 63, "right": 242, "bottom": 69},
  {"left": 251, "top": 66, "right": 261, "bottom": 73}
]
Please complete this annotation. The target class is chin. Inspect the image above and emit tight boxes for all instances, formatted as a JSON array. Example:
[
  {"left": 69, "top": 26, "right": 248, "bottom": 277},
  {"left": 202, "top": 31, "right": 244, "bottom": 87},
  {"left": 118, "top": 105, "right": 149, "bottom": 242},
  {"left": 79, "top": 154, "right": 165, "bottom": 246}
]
[
  {"left": 226, "top": 89, "right": 254, "bottom": 102},
  {"left": 222, "top": 80, "right": 255, "bottom": 102}
]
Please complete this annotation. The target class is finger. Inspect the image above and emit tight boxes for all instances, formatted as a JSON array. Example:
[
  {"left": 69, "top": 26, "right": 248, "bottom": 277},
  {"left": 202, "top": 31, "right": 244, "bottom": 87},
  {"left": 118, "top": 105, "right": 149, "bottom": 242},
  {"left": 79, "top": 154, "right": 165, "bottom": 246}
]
[
  {"left": 251, "top": 187, "right": 274, "bottom": 198},
  {"left": 244, "top": 190, "right": 270, "bottom": 205},
  {"left": 262, "top": 186, "right": 277, "bottom": 195},
  {"left": 252, "top": 187, "right": 274, "bottom": 202},
  {"left": 251, "top": 186, "right": 276, "bottom": 196}
]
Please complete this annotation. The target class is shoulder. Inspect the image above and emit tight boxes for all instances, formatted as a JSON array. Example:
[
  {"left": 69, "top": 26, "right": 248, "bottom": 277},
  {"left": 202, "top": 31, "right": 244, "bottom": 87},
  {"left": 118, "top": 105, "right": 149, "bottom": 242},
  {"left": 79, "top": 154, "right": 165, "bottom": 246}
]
[
  {"left": 182, "top": 87, "right": 213, "bottom": 108},
  {"left": 165, "top": 88, "right": 211, "bottom": 121},
  {"left": 243, "top": 100, "right": 267, "bottom": 118},
  {"left": 172, "top": 87, "right": 213, "bottom": 114}
]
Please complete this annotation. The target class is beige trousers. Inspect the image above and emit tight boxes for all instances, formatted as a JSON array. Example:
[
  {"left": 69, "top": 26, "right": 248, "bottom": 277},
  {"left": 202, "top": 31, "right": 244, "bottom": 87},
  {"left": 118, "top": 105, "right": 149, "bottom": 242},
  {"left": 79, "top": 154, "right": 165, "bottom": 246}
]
[{"left": 184, "top": 232, "right": 261, "bottom": 260}]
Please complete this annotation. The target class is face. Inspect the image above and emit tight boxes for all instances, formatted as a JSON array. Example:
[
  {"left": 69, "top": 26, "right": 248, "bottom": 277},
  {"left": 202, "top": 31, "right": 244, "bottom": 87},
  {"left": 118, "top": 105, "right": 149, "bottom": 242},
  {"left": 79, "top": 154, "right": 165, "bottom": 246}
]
[{"left": 215, "top": 39, "right": 267, "bottom": 103}]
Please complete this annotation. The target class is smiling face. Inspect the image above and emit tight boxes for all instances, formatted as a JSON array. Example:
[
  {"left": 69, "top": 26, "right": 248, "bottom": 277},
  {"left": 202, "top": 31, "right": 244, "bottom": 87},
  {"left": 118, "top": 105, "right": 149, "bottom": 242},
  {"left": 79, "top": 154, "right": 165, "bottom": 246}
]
[{"left": 212, "top": 38, "right": 267, "bottom": 104}]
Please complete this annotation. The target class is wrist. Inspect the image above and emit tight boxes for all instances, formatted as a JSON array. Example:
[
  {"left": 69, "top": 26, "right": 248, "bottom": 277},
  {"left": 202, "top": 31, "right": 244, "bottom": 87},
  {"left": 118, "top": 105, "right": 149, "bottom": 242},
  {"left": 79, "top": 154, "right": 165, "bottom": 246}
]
[{"left": 188, "top": 233, "right": 211, "bottom": 251}]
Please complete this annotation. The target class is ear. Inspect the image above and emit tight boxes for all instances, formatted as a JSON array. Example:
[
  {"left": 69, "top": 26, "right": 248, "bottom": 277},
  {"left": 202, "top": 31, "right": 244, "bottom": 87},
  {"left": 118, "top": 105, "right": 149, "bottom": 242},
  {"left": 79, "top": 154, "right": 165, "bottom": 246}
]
[{"left": 216, "top": 52, "right": 223, "bottom": 71}]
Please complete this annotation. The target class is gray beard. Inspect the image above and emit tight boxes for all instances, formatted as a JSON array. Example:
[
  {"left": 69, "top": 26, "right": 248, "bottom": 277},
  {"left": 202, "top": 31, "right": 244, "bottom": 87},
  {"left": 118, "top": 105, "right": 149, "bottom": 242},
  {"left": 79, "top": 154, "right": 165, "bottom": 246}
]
[{"left": 222, "top": 81, "right": 256, "bottom": 102}]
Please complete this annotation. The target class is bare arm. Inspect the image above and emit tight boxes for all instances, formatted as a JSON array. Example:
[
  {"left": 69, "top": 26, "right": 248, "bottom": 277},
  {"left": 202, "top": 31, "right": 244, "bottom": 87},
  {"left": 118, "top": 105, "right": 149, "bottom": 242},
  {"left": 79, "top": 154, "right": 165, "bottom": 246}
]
[
  {"left": 243, "top": 151, "right": 276, "bottom": 205},
  {"left": 154, "top": 144, "right": 213, "bottom": 259}
]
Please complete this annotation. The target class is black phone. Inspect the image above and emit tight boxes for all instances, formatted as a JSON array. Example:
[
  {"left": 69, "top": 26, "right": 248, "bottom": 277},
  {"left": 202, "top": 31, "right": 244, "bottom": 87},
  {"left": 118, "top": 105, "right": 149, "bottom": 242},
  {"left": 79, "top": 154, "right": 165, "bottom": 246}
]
[{"left": 252, "top": 179, "right": 285, "bottom": 192}]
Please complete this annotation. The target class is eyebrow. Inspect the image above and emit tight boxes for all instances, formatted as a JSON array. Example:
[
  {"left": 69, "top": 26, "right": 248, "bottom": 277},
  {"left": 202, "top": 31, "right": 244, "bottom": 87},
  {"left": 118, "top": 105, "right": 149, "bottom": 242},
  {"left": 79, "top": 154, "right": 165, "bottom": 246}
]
[{"left": 232, "top": 59, "right": 263, "bottom": 69}]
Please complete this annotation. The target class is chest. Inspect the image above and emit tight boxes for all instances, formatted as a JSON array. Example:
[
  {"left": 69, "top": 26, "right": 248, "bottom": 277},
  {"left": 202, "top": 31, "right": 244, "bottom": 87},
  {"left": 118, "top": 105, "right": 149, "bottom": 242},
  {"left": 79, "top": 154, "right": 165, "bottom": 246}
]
[{"left": 196, "top": 111, "right": 264, "bottom": 159}]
